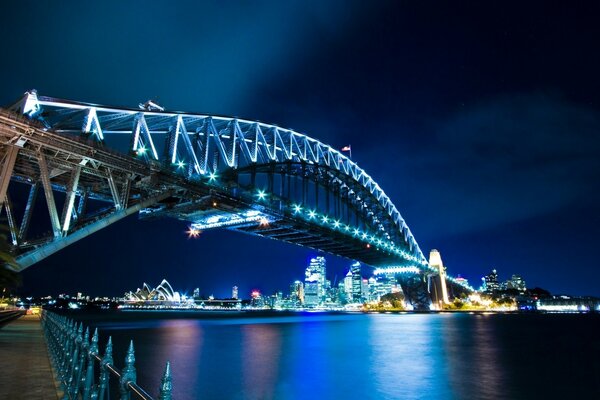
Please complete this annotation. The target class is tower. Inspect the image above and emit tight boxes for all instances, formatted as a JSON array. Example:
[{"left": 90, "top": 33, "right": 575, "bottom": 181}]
[
  {"left": 304, "top": 256, "right": 326, "bottom": 306},
  {"left": 351, "top": 262, "right": 362, "bottom": 302},
  {"left": 429, "top": 249, "right": 449, "bottom": 305}
]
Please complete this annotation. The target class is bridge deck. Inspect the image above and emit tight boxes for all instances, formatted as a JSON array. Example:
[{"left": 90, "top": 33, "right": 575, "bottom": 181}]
[{"left": 0, "top": 314, "right": 60, "bottom": 399}]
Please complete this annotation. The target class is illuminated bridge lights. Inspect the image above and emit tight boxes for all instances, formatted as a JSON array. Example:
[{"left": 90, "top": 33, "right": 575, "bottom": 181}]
[
  {"left": 208, "top": 172, "right": 218, "bottom": 182},
  {"left": 136, "top": 146, "right": 147, "bottom": 155},
  {"left": 373, "top": 266, "right": 422, "bottom": 275},
  {"left": 191, "top": 210, "right": 273, "bottom": 230},
  {"left": 283, "top": 203, "right": 427, "bottom": 263},
  {"left": 447, "top": 276, "right": 476, "bottom": 292},
  {"left": 176, "top": 160, "right": 186, "bottom": 169},
  {"left": 256, "top": 189, "right": 267, "bottom": 200},
  {"left": 186, "top": 227, "right": 201, "bottom": 238}
]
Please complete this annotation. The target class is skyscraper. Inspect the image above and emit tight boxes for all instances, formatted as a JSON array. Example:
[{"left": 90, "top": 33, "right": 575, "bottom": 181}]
[
  {"left": 232, "top": 286, "right": 238, "bottom": 299},
  {"left": 351, "top": 262, "right": 362, "bottom": 302},
  {"left": 484, "top": 269, "right": 500, "bottom": 292},
  {"left": 290, "top": 280, "right": 304, "bottom": 304},
  {"left": 344, "top": 269, "right": 353, "bottom": 298},
  {"left": 304, "top": 256, "right": 326, "bottom": 306}
]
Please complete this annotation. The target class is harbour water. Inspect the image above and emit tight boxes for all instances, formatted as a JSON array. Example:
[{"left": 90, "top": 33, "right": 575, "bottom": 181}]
[{"left": 66, "top": 311, "right": 600, "bottom": 399}]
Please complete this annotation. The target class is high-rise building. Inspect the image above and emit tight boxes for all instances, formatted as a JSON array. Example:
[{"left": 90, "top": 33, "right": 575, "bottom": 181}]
[
  {"left": 506, "top": 274, "right": 526, "bottom": 292},
  {"left": 193, "top": 288, "right": 200, "bottom": 299},
  {"left": 484, "top": 269, "right": 500, "bottom": 292},
  {"left": 232, "top": 286, "right": 238, "bottom": 299},
  {"left": 351, "top": 262, "right": 362, "bottom": 302},
  {"left": 305, "top": 256, "right": 326, "bottom": 306},
  {"left": 290, "top": 280, "right": 304, "bottom": 304},
  {"left": 344, "top": 269, "right": 353, "bottom": 298}
]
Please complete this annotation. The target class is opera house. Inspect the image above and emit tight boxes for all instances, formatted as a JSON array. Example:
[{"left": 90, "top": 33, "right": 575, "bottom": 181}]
[{"left": 123, "top": 279, "right": 189, "bottom": 306}]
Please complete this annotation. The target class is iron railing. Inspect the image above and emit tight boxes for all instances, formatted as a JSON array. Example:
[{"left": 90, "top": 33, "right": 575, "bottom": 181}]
[{"left": 41, "top": 310, "right": 172, "bottom": 399}]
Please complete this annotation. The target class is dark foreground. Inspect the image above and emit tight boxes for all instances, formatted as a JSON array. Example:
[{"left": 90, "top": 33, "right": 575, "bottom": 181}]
[
  {"left": 0, "top": 314, "right": 59, "bottom": 399},
  {"left": 61, "top": 311, "right": 599, "bottom": 399}
]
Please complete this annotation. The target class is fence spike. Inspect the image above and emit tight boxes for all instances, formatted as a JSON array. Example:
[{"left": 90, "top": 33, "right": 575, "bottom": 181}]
[
  {"left": 158, "top": 361, "right": 172, "bottom": 400},
  {"left": 103, "top": 336, "right": 113, "bottom": 365},
  {"left": 90, "top": 328, "right": 99, "bottom": 355},
  {"left": 120, "top": 340, "right": 137, "bottom": 399}
]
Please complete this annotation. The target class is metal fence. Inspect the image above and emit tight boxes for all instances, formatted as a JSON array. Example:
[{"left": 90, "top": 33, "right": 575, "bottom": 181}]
[{"left": 41, "top": 310, "right": 172, "bottom": 399}]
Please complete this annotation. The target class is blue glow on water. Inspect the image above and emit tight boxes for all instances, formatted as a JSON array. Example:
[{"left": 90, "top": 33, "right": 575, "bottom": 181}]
[{"left": 70, "top": 312, "right": 600, "bottom": 399}]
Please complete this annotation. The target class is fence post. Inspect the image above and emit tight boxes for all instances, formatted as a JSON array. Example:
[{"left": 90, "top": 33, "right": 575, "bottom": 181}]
[
  {"left": 83, "top": 328, "right": 98, "bottom": 400},
  {"left": 120, "top": 340, "right": 137, "bottom": 400},
  {"left": 98, "top": 336, "right": 113, "bottom": 400},
  {"left": 158, "top": 361, "right": 172, "bottom": 400}
]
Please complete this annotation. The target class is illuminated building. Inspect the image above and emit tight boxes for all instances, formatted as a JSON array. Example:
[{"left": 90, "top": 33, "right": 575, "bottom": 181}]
[
  {"left": 484, "top": 269, "right": 500, "bottom": 292},
  {"left": 351, "top": 262, "right": 362, "bottom": 302},
  {"left": 232, "top": 286, "right": 239, "bottom": 299},
  {"left": 250, "top": 290, "right": 264, "bottom": 307},
  {"left": 506, "top": 275, "right": 526, "bottom": 292},
  {"left": 344, "top": 269, "right": 353, "bottom": 298},
  {"left": 290, "top": 280, "right": 304, "bottom": 304},
  {"left": 124, "top": 279, "right": 184, "bottom": 304},
  {"left": 305, "top": 256, "right": 326, "bottom": 306}
]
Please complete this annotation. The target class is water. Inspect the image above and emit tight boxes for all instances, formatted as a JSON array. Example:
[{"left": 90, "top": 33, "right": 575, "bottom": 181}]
[{"left": 67, "top": 311, "right": 600, "bottom": 399}]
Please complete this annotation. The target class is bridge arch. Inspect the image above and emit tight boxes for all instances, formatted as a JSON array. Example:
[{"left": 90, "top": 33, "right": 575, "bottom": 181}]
[{"left": 0, "top": 92, "right": 480, "bottom": 309}]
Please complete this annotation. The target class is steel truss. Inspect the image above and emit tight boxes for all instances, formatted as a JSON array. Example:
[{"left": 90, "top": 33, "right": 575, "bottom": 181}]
[{"left": 0, "top": 92, "right": 473, "bottom": 305}]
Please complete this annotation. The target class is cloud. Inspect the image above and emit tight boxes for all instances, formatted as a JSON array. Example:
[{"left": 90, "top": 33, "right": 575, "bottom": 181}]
[{"left": 371, "top": 93, "right": 600, "bottom": 239}]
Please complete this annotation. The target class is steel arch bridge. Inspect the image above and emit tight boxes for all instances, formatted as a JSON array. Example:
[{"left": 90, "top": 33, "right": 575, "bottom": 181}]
[{"left": 0, "top": 91, "right": 471, "bottom": 308}]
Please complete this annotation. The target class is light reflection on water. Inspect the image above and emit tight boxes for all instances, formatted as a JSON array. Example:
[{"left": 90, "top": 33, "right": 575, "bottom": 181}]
[{"left": 77, "top": 312, "right": 600, "bottom": 399}]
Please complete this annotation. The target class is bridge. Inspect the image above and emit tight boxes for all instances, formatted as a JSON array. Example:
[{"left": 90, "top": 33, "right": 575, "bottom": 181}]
[{"left": 0, "top": 91, "right": 472, "bottom": 309}]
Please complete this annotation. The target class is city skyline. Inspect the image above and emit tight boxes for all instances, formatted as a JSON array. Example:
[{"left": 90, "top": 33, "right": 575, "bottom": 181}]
[
  {"left": 14, "top": 251, "right": 551, "bottom": 301},
  {"left": 1, "top": 2, "right": 599, "bottom": 297}
]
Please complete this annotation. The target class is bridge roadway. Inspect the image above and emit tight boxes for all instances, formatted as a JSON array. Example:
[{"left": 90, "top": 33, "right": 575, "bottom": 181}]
[{"left": 0, "top": 313, "right": 60, "bottom": 399}]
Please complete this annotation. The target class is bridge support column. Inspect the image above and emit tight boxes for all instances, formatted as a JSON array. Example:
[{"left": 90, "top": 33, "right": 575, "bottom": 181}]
[
  {"left": 0, "top": 146, "right": 19, "bottom": 204},
  {"left": 38, "top": 152, "right": 62, "bottom": 238},
  {"left": 61, "top": 166, "right": 81, "bottom": 234},
  {"left": 19, "top": 182, "right": 38, "bottom": 242},
  {"left": 4, "top": 194, "right": 19, "bottom": 245},
  {"left": 398, "top": 274, "right": 432, "bottom": 311}
]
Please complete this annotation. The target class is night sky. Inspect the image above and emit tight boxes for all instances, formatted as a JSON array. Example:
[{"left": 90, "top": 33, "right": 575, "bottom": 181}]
[{"left": 2, "top": 1, "right": 599, "bottom": 298}]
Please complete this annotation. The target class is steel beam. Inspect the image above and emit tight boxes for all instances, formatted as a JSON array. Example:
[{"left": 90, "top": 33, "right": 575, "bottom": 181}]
[
  {"left": 76, "top": 190, "right": 89, "bottom": 221},
  {"left": 38, "top": 151, "right": 61, "bottom": 237},
  {"left": 0, "top": 146, "right": 19, "bottom": 203},
  {"left": 4, "top": 195, "right": 19, "bottom": 245},
  {"left": 13, "top": 191, "right": 173, "bottom": 271},
  {"left": 19, "top": 182, "right": 39, "bottom": 241},
  {"left": 61, "top": 166, "right": 81, "bottom": 233},
  {"left": 106, "top": 169, "right": 122, "bottom": 210}
]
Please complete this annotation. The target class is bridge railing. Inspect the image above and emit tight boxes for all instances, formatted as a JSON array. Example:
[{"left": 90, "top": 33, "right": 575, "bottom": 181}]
[{"left": 41, "top": 310, "right": 172, "bottom": 400}]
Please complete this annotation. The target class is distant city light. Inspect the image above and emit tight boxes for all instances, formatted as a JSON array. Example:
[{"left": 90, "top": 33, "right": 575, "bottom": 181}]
[
  {"left": 257, "top": 190, "right": 266, "bottom": 200},
  {"left": 308, "top": 210, "right": 316, "bottom": 219},
  {"left": 293, "top": 204, "right": 302, "bottom": 213}
]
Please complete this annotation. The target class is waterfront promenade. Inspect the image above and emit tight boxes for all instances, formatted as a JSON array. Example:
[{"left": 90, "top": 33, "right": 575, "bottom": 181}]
[{"left": 0, "top": 314, "right": 59, "bottom": 399}]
